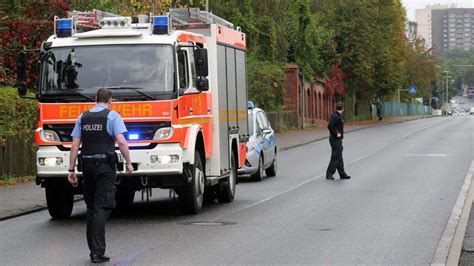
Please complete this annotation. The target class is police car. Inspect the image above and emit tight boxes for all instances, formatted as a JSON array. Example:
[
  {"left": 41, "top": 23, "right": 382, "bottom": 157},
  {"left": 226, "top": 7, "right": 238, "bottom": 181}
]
[{"left": 238, "top": 102, "right": 277, "bottom": 181}]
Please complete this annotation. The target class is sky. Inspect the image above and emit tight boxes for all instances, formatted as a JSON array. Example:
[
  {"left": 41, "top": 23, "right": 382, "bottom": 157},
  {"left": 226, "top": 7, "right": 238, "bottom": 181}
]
[{"left": 402, "top": 0, "right": 474, "bottom": 20}]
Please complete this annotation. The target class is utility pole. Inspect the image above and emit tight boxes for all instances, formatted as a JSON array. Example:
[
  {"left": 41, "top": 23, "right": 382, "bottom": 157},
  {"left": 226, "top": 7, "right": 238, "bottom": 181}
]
[{"left": 205, "top": 0, "right": 209, "bottom": 11}]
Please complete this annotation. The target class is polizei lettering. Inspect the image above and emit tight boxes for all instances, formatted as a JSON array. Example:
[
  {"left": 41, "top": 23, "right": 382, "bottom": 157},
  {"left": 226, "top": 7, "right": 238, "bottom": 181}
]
[{"left": 82, "top": 124, "right": 103, "bottom": 131}]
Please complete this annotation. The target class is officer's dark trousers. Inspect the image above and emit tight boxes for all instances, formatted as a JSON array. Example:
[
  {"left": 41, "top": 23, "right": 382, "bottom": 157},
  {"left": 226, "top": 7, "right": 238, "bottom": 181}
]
[
  {"left": 326, "top": 138, "right": 347, "bottom": 177},
  {"left": 82, "top": 162, "right": 116, "bottom": 256}
]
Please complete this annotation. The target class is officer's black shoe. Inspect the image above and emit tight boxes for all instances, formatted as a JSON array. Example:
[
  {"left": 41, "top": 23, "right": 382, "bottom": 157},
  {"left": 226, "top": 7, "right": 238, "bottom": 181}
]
[
  {"left": 90, "top": 254, "right": 110, "bottom": 263},
  {"left": 340, "top": 175, "right": 351, "bottom": 180},
  {"left": 326, "top": 175, "right": 335, "bottom": 180}
]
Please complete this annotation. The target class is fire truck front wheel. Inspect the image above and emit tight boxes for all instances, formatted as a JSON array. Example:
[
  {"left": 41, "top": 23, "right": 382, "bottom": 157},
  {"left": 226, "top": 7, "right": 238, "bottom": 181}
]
[
  {"left": 178, "top": 150, "right": 205, "bottom": 214},
  {"left": 45, "top": 183, "right": 74, "bottom": 219},
  {"left": 217, "top": 152, "right": 237, "bottom": 203}
]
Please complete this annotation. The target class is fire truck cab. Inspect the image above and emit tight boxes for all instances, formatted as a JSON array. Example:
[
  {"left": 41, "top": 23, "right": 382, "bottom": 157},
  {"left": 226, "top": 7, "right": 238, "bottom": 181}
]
[{"left": 17, "top": 8, "right": 249, "bottom": 218}]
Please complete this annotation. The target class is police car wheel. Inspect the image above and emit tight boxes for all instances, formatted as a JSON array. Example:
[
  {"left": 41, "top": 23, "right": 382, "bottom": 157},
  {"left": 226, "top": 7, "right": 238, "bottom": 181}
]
[
  {"left": 179, "top": 150, "right": 204, "bottom": 214},
  {"left": 251, "top": 156, "right": 264, "bottom": 181},
  {"left": 45, "top": 184, "right": 74, "bottom": 219},
  {"left": 217, "top": 152, "right": 236, "bottom": 203},
  {"left": 265, "top": 151, "right": 277, "bottom": 177}
]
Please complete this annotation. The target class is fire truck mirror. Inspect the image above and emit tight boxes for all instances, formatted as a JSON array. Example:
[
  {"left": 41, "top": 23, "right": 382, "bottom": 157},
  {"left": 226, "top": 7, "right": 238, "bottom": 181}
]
[
  {"left": 17, "top": 52, "right": 27, "bottom": 83},
  {"left": 196, "top": 77, "right": 209, "bottom": 92},
  {"left": 17, "top": 52, "right": 28, "bottom": 96},
  {"left": 194, "top": 48, "right": 209, "bottom": 77}
]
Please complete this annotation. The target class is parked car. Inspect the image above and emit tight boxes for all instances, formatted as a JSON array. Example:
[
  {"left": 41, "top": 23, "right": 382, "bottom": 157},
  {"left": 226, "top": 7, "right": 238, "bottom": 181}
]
[
  {"left": 470, "top": 107, "right": 474, "bottom": 115},
  {"left": 238, "top": 102, "right": 277, "bottom": 181}
]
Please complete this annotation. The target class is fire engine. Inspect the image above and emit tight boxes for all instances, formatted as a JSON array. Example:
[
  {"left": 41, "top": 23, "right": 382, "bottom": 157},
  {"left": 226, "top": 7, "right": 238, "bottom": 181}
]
[{"left": 16, "top": 8, "right": 249, "bottom": 217}]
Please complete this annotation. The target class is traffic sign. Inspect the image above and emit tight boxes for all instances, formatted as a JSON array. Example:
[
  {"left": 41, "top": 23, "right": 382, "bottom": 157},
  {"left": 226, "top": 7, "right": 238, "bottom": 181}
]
[{"left": 408, "top": 85, "right": 417, "bottom": 94}]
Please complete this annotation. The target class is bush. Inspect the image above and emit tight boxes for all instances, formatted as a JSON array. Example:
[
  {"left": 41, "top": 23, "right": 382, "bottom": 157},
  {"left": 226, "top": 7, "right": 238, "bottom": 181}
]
[
  {"left": 247, "top": 58, "right": 284, "bottom": 111},
  {"left": 0, "top": 87, "right": 38, "bottom": 143}
]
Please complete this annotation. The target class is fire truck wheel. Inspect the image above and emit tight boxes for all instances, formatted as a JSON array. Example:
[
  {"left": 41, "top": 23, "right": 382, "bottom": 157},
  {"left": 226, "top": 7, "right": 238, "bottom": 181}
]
[
  {"left": 45, "top": 184, "right": 74, "bottom": 219},
  {"left": 115, "top": 188, "right": 135, "bottom": 209},
  {"left": 179, "top": 150, "right": 204, "bottom": 214},
  {"left": 251, "top": 155, "right": 264, "bottom": 181},
  {"left": 217, "top": 152, "right": 237, "bottom": 203}
]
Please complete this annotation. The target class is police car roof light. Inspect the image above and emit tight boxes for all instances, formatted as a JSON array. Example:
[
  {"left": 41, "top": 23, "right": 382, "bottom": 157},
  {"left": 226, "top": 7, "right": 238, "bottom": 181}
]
[
  {"left": 247, "top": 101, "right": 255, "bottom": 110},
  {"left": 152, "top": 15, "right": 169, "bottom": 35}
]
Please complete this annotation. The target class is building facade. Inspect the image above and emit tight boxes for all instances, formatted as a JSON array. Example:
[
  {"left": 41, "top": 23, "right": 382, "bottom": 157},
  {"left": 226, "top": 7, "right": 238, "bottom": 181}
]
[
  {"left": 416, "top": 5, "right": 474, "bottom": 52},
  {"left": 432, "top": 8, "right": 474, "bottom": 52},
  {"left": 415, "top": 4, "right": 448, "bottom": 48}
]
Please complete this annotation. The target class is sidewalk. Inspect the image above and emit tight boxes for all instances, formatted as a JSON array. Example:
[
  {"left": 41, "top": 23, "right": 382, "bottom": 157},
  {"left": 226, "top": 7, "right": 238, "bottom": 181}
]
[{"left": 0, "top": 115, "right": 434, "bottom": 221}]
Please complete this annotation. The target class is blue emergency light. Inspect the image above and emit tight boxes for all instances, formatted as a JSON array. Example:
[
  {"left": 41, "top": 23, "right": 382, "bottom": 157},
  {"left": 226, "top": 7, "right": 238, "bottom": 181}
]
[
  {"left": 248, "top": 101, "right": 255, "bottom": 110},
  {"left": 152, "top": 15, "right": 169, "bottom": 35},
  {"left": 56, "top": 18, "right": 73, "bottom": 38},
  {"left": 128, "top": 133, "right": 140, "bottom": 140}
]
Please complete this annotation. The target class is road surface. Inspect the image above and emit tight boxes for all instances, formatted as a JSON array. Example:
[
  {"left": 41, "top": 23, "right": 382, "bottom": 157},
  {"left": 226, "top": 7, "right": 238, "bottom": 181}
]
[{"left": 1, "top": 116, "right": 473, "bottom": 264}]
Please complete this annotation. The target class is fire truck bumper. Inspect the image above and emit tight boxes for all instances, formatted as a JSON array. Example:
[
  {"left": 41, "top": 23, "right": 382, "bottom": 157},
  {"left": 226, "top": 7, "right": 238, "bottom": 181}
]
[{"left": 36, "top": 143, "right": 184, "bottom": 177}]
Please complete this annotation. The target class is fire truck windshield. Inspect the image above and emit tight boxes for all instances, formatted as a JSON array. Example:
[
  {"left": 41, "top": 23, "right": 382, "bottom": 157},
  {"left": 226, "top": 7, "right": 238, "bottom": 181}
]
[{"left": 40, "top": 44, "right": 174, "bottom": 101}]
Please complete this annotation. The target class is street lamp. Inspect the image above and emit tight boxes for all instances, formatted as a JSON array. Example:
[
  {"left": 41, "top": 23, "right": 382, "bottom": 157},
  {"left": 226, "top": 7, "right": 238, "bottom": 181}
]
[{"left": 443, "top": 71, "right": 449, "bottom": 108}]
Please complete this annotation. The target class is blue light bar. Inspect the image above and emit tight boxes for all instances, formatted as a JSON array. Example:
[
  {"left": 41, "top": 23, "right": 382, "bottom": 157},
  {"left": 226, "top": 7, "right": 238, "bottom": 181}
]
[
  {"left": 128, "top": 133, "right": 140, "bottom": 140},
  {"left": 152, "top": 15, "right": 169, "bottom": 35},
  {"left": 56, "top": 18, "right": 73, "bottom": 38},
  {"left": 248, "top": 101, "right": 255, "bottom": 109}
]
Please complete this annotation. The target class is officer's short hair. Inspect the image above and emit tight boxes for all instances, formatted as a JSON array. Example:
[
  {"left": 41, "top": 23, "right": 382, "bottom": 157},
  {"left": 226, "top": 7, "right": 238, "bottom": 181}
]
[
  {"left": 336, "top": 102, "right": 344, "bottom": 111},
  {"left": 97, "top": 88, "right": 112, "bottom": 103}
]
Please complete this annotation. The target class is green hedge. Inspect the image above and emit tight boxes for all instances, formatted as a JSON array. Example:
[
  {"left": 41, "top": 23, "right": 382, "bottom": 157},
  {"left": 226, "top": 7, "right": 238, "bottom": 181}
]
[{"left": 0, "top": 87, "right": 38, "bottom": 142}]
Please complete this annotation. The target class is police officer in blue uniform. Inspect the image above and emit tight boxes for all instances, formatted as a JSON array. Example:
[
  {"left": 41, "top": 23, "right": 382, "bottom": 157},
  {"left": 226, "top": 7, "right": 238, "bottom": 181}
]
[
  {"left": 68, "top": 88, "right": 134, "bottom": 263},
  {"left": 326, "top": 102, "right": 351, "bottom": 180}
]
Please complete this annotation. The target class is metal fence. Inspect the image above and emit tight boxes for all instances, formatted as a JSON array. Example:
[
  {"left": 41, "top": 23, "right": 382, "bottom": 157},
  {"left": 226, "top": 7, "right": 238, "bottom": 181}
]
[
  {"left": 0, "top": 137, "right": 36, "bottom": 177},
  {"left": 382, "top": 102, "right": 432, "bottom": 117},
  {"left": 266, "top": 110, "right": 298, "bottom": 133}
]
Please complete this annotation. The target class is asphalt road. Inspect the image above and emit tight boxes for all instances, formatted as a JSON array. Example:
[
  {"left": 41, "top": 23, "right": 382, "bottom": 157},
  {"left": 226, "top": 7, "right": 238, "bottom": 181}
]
[{"left": 1, "top": 116, "right": 473, "bottom": 265}]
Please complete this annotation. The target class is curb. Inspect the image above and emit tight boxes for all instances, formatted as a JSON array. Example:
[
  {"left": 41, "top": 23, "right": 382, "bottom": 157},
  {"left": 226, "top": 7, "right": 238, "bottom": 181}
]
[
  {"left": 279, "top": 115, "right": 436, "bottom": 151},
  {"left": 432, "top": 160, "right": 474, "bottom": 265}
]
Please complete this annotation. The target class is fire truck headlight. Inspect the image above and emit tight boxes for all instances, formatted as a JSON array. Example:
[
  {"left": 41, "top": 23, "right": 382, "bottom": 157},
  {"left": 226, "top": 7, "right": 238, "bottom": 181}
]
[
  {"left": 40, "top": 130, "right": 61, "bottom": 142},
  {"left": 150, "top": 155, "right": 179, "bottom": 164},
  {"left": 39, "top": 157, "right": 63, "bottom": 166},
  {"left": 153, "top": 127, "right": 173, "bottom": 140}
]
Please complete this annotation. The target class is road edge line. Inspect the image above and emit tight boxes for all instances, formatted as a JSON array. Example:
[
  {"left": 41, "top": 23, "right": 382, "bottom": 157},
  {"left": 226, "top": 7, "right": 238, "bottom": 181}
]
[{"left": 431, "top": 160, "right": 474, "bottom": 265}]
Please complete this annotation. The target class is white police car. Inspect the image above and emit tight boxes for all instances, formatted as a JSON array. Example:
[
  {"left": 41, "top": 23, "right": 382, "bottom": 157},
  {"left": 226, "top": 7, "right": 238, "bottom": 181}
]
[{"left": 238, "top": 102, "right": 277, "bottom": 181}]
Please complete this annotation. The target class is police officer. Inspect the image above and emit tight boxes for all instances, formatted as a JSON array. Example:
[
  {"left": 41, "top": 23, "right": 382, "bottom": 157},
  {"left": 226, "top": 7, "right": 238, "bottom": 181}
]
[
  {"left": 68, "top": 88, "right": 133, "bottom": 263},
  {"left": 326, "top": 102, "right": 351, "bottom": 180}
]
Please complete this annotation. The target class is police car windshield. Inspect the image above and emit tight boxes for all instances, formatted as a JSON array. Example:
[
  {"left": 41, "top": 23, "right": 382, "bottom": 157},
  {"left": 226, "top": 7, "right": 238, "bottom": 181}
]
[{"left": 40, "top": 45, "right": 174, "bottom": 101}]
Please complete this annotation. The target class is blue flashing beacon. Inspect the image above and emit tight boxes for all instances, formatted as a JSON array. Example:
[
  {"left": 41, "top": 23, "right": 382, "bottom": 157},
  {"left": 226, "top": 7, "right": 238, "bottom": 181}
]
[
  {"left": 56, "top": 18, "right": 73, "bottom": 38},
  {"left": 153, "top": 15, "right": 169, "bottom": 35}
]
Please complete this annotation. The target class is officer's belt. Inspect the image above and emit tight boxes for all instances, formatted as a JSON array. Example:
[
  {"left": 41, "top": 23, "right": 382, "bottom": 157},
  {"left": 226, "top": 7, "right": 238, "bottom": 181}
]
[{"left": 82, "top": 154, "right": 109, "bottom": 164}]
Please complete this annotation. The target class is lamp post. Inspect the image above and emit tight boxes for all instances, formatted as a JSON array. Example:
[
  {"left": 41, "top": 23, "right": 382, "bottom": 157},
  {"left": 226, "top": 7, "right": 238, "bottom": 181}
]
[{"left": 443, "top": 70, "right": 449, "bottom": 108}]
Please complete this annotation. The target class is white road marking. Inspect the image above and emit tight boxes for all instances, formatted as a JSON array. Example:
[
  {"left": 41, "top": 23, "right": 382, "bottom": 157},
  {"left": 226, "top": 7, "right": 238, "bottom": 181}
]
[{"left": 406, "top": 153, "right": 447, "bottom": 157}]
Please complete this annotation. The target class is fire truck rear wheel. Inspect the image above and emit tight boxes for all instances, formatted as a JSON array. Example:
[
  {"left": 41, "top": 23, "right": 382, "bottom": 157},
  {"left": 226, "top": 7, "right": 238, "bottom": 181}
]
[
  {"left": 217, "top": 152, "right": 236, "bottom": 203},
  {"left": 45, "top": 183, "right": 74, "bottom": 219},
  {"left": 179, "top": 150, "right": 204, "bottom": 214}
]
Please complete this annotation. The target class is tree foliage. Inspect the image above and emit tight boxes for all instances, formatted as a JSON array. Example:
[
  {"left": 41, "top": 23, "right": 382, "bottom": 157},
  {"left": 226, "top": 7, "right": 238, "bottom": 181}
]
[{"left": 0, "top": 0, "right": 443, "bottom": 115}]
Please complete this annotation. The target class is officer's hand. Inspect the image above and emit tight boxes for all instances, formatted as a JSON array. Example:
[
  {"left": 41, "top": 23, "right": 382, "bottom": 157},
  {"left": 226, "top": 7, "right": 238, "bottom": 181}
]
[
  {"left": 337, "top": 133, "right": 342, "bottom": 138},
  {"left": 126, "top": 162, "right": 134, "bottom": 174},
  {"left": 68, "top": 172, "right": 78, "bottom": 186}
]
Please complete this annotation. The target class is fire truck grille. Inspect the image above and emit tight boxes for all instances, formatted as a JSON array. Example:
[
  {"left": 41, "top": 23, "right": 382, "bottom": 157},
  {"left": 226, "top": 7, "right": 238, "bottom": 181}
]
[{"left": 44, "top": 121, "right": 171, "bottom": 142}]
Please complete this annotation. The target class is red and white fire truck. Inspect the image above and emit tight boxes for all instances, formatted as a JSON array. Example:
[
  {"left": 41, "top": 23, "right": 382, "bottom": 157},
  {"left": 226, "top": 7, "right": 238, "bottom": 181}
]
[{"left": 17, "top": 8, "right": 249, "bottom": 217}]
